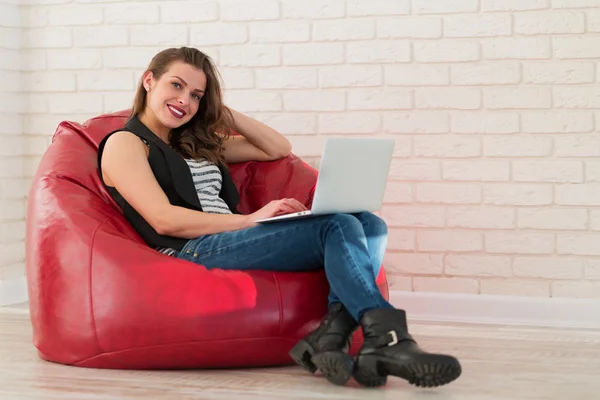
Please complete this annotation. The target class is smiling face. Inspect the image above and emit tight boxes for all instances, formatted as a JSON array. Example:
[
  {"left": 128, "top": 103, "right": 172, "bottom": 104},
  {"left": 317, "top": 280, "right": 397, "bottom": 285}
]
[
  {"left": 131, "top": 47, "right": 233, "bottom": 165},
  {"left": 142, "top": 60, "right": 207, "bottom": 130}
]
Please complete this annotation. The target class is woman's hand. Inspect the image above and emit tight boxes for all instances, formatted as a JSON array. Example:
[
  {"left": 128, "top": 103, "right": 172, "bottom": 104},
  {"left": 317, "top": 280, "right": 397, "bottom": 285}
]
[{"left": 247, "top": 198, "right": 308, "bottom": 225}]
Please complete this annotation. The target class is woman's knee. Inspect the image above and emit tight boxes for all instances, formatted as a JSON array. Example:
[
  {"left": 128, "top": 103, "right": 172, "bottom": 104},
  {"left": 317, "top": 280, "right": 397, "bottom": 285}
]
[
  {"left": 356, "top": 212, "right": 388, "bottom": 235},
  {"left": 326, "top": 213, "right": 364, "bottom": 231}
]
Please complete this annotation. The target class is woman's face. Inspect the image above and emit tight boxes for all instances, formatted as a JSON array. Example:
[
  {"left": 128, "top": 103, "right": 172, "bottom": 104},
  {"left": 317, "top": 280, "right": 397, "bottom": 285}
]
[{"left": 143, "top": 60, "right": 207, "bottom": 129}]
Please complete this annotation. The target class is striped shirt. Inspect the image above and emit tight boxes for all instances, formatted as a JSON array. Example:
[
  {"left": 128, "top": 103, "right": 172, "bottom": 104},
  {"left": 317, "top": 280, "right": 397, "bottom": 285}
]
[{"left": 155, "top": 158, "right": 232, "bottom": 256}]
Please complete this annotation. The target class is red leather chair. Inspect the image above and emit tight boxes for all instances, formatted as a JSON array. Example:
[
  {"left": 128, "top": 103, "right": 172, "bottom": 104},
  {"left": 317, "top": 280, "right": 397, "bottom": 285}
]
[{"left": 25, "top": 110, "right": 389, "bottom": 369}]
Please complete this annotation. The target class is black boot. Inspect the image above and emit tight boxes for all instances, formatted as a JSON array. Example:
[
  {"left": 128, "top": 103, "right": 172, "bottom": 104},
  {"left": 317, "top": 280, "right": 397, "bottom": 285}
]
[
  {"left": 353, "top": 308, "right": 462, "bottom": 388},
  {"left": 289, "top": 302, "right": 358, "bottom": 386}
]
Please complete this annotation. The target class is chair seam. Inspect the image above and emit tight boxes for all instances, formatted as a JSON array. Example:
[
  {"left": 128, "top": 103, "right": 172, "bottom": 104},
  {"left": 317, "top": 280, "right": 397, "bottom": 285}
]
[
  {"left": 89, "top": 218, "right": 109, "bottom": 355},
  {"left": 74, "top": 336, "right": 302, "bottom": 366},
  {"left": 272, "top": 273, "right": 284, "bottom": 336}
]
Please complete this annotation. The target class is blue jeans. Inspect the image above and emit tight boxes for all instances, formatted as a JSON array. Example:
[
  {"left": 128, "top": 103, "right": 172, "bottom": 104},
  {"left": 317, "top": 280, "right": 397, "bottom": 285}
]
[{"left": 173, "top": 212, "right": 394, "bottom": 321}]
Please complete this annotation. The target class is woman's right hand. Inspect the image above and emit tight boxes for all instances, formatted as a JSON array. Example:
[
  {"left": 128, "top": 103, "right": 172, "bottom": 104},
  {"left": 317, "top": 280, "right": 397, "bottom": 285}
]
[{"left": 247, "top": 198, "right": 308, "bottom": 226}]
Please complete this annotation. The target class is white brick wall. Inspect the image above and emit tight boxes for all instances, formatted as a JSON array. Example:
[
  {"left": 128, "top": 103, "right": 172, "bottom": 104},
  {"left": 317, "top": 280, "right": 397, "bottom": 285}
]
[
  {"left": 0, "top": 0, "right": 25, "bottom": 294},
  {"left": 4, "top": 0, "right": 600, "bottom": 303}
]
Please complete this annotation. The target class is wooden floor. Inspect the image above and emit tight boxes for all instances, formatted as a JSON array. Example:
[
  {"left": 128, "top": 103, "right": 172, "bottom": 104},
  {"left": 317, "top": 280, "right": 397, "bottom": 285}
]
[{"left": 1, "top": 305, "right": 600, "bottom": 400}]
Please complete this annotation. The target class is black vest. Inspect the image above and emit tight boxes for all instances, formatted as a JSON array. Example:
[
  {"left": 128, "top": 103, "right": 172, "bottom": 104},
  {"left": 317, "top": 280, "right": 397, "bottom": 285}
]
[{"left": 97, "top": 116, "right": 241, "bottom": 251}]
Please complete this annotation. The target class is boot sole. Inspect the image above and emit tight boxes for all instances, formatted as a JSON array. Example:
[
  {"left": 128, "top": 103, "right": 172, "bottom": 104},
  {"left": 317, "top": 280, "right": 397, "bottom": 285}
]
[
  {"left": 289, "top": 341, "right": 354, "bottom": 386},
  {"left": 354, "top": 353, "right": 462, "bottom": 388},
  {"left": 311, "top": 351, "right": 354, "bottom": 386},
  {"left": 289, "top": 339, "right": 318, "bottom": 374}
]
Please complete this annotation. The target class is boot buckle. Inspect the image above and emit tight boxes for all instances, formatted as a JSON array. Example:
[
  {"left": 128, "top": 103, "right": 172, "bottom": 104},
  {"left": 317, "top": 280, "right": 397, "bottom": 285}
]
[{"left": 387, "top": 330, "right": 398, "bottom": 346}]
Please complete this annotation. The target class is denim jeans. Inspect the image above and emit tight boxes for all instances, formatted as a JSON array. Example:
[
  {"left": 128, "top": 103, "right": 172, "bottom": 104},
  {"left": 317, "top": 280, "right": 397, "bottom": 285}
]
[{"left": 173, "top": 212, "right": 394, "bottom": 321}]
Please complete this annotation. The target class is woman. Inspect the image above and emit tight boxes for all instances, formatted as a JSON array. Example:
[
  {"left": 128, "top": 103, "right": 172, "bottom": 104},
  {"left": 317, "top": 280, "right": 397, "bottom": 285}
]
[{"left": 98, "top": 46, "right": 461, "bottom": 388}]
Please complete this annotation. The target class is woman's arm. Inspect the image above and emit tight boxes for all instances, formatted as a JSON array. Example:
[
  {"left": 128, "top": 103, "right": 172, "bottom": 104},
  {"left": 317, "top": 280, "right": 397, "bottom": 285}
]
[
  {"left": 101, "top": 131, "right": 254, "bottom": 238},
  {"left": 219, "top": 108, "right": 292, "bottom": 163}
]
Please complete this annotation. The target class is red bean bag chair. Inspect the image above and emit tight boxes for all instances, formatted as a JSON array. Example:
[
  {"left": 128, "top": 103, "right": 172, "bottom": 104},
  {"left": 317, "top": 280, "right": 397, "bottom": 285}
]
[{"left": 25, "top": 110, "right": 389, "bottom": 369}]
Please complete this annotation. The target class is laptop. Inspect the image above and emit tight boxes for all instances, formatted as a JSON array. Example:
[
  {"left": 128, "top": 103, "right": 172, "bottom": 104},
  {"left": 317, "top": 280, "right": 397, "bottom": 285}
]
[{"left": 255, "top": 137, "right": 395, "bottom": 223}]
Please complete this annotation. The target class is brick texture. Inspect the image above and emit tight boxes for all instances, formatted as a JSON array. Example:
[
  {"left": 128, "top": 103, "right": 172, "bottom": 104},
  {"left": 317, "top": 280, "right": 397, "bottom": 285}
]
[
  {"left": 0, "top": 1, "right": 25, "bottom": 291},
  {"left": 3, "top": 0, "right": 600, "bottom": 301}
]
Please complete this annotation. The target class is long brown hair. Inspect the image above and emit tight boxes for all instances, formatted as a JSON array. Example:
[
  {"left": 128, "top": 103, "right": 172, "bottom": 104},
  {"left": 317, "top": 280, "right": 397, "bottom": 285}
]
[{"left": 131, "top": 47, "right": 234, "bottom": 166}]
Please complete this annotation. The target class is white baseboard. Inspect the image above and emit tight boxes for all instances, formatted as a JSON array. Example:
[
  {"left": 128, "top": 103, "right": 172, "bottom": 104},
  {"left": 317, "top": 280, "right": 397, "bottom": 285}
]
[
  {"left": 0, "top": 276, "right": 28, "bottom": 307},
  {"left": 390, "top": 290, "right": 600, "bottom": 330}
]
